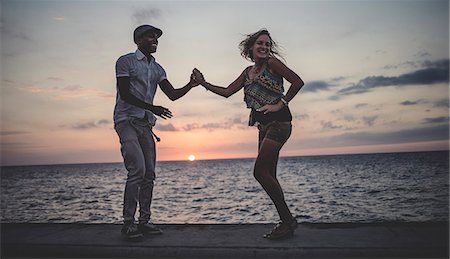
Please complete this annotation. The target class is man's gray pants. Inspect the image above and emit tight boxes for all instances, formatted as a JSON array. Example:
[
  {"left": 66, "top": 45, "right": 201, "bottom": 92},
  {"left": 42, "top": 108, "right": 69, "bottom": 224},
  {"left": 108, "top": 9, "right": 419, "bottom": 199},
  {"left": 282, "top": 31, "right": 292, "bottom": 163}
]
[{"left": 115, "top": 117, "right": 156, "bottom": 224}]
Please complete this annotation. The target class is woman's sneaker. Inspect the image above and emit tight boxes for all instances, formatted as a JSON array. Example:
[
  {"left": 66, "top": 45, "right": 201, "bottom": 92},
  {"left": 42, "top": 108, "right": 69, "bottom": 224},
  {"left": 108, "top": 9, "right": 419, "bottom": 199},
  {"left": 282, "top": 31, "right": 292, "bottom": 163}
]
[
  {"left": 264, "top": 218, "right": 298, "bottom": 240},
  {"left": 138, "top": 222, "right": 163, "bottom": 235},
  {"left": 121, "top": 223, "right": 144, "bottom": 240}
]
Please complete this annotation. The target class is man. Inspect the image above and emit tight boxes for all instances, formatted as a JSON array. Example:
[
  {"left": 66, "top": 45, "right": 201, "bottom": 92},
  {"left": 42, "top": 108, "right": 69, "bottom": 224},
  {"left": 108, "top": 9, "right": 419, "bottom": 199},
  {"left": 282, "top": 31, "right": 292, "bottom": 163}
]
[{"left": 114, "top": 24, "right": 198, "bottom": 239}]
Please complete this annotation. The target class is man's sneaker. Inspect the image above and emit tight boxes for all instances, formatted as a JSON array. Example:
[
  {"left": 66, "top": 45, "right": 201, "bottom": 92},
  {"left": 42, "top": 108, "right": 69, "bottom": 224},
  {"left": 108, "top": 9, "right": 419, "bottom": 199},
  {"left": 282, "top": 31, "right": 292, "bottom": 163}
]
[
  {"left": 121, "top": 223, "right": 143, "bottom": 240},
  {"left": 138, "top": 222, "right": 163, "bottom": 235}
]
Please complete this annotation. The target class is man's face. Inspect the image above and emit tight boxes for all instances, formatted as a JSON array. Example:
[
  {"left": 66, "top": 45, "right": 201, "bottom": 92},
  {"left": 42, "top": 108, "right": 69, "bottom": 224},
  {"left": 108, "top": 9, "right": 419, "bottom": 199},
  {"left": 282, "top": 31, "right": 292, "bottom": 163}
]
[{"left": 137, "top": 31, "right": 158, "bottom": 53}]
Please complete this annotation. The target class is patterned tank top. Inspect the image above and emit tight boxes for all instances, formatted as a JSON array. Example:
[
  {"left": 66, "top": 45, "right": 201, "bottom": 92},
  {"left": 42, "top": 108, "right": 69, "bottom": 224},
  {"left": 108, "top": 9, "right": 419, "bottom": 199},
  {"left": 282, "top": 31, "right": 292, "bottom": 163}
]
[{"left": 243, "top": 66, "right": 284, "bottom": 109}]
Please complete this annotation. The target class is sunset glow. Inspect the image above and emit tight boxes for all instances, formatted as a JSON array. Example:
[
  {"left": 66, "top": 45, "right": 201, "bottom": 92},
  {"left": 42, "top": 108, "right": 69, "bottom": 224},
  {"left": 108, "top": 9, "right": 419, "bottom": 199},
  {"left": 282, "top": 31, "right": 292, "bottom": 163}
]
[{"left": 0, "top": 1, "right": 448, "bottom": 166}]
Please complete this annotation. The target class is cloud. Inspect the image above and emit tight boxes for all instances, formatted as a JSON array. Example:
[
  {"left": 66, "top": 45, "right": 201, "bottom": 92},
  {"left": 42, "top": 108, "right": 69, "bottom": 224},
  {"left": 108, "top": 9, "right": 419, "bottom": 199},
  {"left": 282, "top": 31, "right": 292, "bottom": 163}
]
[
  {"left": 362, "top": 116, "right": 378, "bottom": 126},
  {"left": 132, "top": 8, "right": 162, "bottom": 24},
  {"left": 433, "top": 99, "right": 449, "bottom": 108},
  {"left": 155, "top": 123, "right": 178, "bottom": 132},
  {"left": 0, "top": 131, "right": 30, "bottom": 136},
  {"left": 336, "top": 125, "right": 449, "bottom": 146},
  {"left": 301, "top": 124, "right": 449, "bottom": 149},
  {"left": 151, "top": 117, "right": 248, "bottom": 132},
  {"left": 181, "top": 117, "right": 247, "bottom": 131},
  {"left": 46, "top": 77, "right": 64, "bottom": 81},
  {"left": 302, "top": 80, "right": 334, "bottom": 93},
  {"left": 63, "top": 119, "right": 112, "bottom": 130},
  {"left": 62, "top": 85, "right": 83, "bottom": 91},
  {"left": 1, "top": 26, "right": 32, "bottom": 42},
  {"left": 295, "top": 114, "right": 309, "bottom": 120},
  {"left": 338, "top": 59, "right": 449, "bottom": 96},
  {"left": 321, "top": 121, "right": 342, "bottom": 130},
  {"left": 354, "top": 103, "right": 369, "bottom": 109},
  {"left": 97, "top": 119, "right": 110, "bottom": 125},
  {"left": 422, "top": 117, "right": 449, "bottom": 124},
  {"left": 14, "top": 82, "right": 114, "bottom": 100},
  {"left": 183, "top": 122, "right": 231, "bottom": 131},
  {"left": 400, "top": 99, "right": 425, "bottom": 106},
  {"left": 383, "top": 61, "right": 419, "bottom": 70}
]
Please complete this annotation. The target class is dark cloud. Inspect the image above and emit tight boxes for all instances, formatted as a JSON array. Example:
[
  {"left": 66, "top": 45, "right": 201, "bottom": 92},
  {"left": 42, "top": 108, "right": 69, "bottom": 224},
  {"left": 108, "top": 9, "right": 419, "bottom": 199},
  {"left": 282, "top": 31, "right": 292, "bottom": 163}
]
[
  {"left": 97, "top": 119, "right": 111, "bottom": 125},
  {"left": 0, "top": 131, "right": 30, "bottom": 136},
  {"left": 343, "top": 115, "right": 356, "bottom": 122},
  {"left": 321, "top": 121, "right": 342, "bottom": 130},
  {"left": 183, "top": 122, "right": 230, "bottom": 131},
  {"left": 336, "top": 124, "right": 449, "bottom": 146},
  {"left": 62, "top": 85, "right": 82, "bottom": 91},
  {"left": 72, "top": 122, "right": 97, "bottom": 130},
  {"left": 415, "top": 50, "right": 432, "bottom": 59},
  {"left": 132, "top": 8, "right": 162, "bottom": 24},
  {"left": 383, "top": 61, "right": 419, "bottom": 70},
  {"left": 300, "top": 124, "right": 449, "bottom": 149},
  {"left": 433, "top": 99, "right": 449, "bottom": 108},
  {"left": 65, "top": 119, "right": 112, "bottom": 130},
  {"left": 400, "top": 99, "right": 425, "bottom": 106},
  {"left": 422, "top": 117, "right": 449, "bottom": 124},
  {"left": 338, "top": 59, "right": 449, "bottom": 96},
  {"left": 362, "top": 116, "right": 378, "bottom": 127},
  {"left": 295, "top": 114, "right": 309, "bottom": 120},
  {"left": 47, "top": 77, "right": 64, "bottom": 81},
  {"left": 331, "top": 77, "right": 347, "bottom": 82},
  {"left": 354, "top": 103, "right": 368, "bottom": 109},
  {"left": 181, "top": 117, "right": 247, "bottom": 131},
  {"left": 155, "top": 123, "right": 178, "bottom": 132},
  {"left": 302, "top": 81, "right": 334, "bottom": 93},
  {"left": 1, "top": 26, "right": 32, "bottom": 42}
]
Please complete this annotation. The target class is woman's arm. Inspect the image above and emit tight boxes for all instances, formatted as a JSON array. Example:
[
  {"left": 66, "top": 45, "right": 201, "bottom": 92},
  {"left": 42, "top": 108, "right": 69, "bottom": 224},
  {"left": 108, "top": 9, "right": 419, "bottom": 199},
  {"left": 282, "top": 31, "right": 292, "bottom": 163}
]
[
  {"left": 268, "top": 57, "right": 304, "bottom": 103},
  {"left": 194, "top": 68, "right": 246, "bottom": 98}
]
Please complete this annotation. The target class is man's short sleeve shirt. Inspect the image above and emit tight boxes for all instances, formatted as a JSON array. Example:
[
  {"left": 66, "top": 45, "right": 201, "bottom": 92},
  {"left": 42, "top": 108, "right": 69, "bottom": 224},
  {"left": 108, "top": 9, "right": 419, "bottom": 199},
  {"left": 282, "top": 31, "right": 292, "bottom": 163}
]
[{"left": 114, "top": 49, "right": 167, "bottom": 125}]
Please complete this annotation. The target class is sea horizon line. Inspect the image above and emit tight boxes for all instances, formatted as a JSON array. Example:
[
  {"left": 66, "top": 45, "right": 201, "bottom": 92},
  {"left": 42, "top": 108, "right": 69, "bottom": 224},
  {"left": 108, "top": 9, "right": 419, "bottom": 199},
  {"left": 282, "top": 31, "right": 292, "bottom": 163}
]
[{"left": 1, "top": 148, "right": 448, "bottom": 168}]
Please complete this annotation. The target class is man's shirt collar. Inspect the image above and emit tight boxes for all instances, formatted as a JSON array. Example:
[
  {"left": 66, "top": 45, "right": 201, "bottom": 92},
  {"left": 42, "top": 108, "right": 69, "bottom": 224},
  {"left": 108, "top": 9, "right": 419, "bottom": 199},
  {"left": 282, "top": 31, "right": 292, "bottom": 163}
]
[{"left": 135, "top": 49, "right": 154, "bottom": 62}]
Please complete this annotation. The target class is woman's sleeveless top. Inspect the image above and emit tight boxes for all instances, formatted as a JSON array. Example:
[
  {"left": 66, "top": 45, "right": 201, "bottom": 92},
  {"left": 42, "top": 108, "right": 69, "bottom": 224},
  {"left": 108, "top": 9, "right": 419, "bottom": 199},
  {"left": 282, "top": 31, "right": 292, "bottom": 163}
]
[
  {"left": 243, "top": 66, "right": 292, "bottom": 126},
  {"left": 244, "top": 66, "right": 284, "bottom": 109}
]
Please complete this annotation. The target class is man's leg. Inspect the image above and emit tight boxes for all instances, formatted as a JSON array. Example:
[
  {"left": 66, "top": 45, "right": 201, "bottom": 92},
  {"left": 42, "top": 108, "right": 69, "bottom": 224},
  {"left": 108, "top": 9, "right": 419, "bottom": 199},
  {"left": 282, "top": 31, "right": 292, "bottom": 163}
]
[
  {"left": 137, "top": 127, "right": 163, "bottom": 235},
  {"left": 115, "top": 121, "right": 146, "bottom": 238},
  {"left": 138, "top": 128, "right": 156, "bottom": 223}
]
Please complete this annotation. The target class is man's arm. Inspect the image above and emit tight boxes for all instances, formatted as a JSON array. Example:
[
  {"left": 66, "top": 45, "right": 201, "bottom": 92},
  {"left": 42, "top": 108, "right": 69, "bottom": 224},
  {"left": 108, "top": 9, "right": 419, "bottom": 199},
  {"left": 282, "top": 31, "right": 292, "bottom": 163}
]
[
  {"left": 158, "top": 78, "right": 196, "bottom": 101},
  {"left": 194, "top": 68, "right": 246, "bottom": 98},
  {"left": 117, "top": 76, "right": 172, "bottom": 119}
]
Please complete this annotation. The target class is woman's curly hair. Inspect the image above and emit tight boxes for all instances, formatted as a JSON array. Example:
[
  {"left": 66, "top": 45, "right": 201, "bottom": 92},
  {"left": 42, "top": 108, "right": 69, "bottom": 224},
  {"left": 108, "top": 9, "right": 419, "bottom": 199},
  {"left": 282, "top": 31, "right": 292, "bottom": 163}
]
[{"left": 239, "top": 29, "right": 283, "bottom": 62}]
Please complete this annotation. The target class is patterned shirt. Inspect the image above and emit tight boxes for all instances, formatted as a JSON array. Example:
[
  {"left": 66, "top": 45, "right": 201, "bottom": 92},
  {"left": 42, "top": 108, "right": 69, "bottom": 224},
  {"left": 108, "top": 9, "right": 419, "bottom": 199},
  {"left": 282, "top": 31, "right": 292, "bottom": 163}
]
[{"left": 243, "top": 67, "right": 284, "bottom": 110}]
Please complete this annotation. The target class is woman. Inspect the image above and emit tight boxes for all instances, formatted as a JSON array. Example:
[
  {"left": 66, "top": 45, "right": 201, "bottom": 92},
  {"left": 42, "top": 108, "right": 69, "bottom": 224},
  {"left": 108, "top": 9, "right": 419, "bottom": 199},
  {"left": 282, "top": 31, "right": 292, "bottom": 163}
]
[{"left": 193, "top": 29, "right": 304, "bottom": 239}]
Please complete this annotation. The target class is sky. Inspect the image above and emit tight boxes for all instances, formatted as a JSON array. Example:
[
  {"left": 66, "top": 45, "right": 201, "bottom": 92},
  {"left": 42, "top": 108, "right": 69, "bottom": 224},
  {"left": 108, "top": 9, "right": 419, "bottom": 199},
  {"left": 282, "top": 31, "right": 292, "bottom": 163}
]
[{"left": 1, "top": 0, "right": 449, "bottom": 166}]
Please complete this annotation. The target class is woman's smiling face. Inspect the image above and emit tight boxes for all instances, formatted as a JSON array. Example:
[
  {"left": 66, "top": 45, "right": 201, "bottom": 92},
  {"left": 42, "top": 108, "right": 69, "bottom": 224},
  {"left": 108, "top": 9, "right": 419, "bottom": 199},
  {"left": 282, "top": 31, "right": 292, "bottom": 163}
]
[{"left": 252, "top": 34, "right": 271, "bottom": 61}]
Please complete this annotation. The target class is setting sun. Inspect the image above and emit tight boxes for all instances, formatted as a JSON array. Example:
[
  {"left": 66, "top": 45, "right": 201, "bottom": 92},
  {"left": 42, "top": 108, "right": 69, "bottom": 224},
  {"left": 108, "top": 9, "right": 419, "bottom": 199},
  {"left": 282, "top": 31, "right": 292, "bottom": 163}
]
[{"left": 188, "top": 155, "right": 196, "bottom": 161}]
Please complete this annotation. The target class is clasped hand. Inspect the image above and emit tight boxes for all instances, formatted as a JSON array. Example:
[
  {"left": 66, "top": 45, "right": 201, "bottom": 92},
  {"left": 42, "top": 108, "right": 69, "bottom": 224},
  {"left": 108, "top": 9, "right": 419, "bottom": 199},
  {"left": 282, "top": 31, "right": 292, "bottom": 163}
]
[{"left": 190, "top": 68, "right": 205, "bottom": 86}]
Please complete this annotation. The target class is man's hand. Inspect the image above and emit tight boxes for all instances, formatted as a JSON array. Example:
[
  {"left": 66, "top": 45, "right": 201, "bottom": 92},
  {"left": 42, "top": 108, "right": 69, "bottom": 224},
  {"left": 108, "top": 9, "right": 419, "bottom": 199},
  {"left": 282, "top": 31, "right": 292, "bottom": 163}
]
[
  {"left": 151, "top": 105, "right": 173, "bottom": 119},
  {"left": 189, "top": 71, "right": 199, "bottom": 87}
]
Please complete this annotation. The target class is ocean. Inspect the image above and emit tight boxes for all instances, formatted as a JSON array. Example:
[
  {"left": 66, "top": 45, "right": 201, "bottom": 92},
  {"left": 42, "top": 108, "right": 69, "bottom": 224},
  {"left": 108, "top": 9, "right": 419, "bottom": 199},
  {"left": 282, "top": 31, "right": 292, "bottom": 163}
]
[{"left": 1, "top": 151, "right": 448, "bottom": 224}]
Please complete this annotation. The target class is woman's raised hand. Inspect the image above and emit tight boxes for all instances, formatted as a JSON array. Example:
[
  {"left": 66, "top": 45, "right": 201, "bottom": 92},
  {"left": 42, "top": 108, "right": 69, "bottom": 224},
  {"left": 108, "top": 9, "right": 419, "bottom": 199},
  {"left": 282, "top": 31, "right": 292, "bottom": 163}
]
[{"left": 192, "top": 68, "right": 205, "bottom": 85}]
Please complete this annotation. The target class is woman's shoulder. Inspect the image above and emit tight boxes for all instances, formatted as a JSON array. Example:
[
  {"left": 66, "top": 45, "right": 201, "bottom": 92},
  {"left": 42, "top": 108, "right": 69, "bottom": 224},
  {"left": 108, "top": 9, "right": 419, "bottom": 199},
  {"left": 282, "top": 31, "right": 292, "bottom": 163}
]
[
  {"left": 241, "top": 65, "right": 253, "bottom": 76},
  {"left": 266, "top": 57, "right": 284, "bottom": 78},
  {"left": 267, "top": 57, "right": 284, "bottom": 67}
]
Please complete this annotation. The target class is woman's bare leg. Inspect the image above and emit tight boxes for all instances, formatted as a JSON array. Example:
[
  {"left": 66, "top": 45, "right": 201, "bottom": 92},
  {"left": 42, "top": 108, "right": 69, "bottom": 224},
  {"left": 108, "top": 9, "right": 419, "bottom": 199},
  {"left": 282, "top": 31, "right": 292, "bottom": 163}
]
[{"left": 254, "top": 138, "right": 293, "bottom": 223}]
